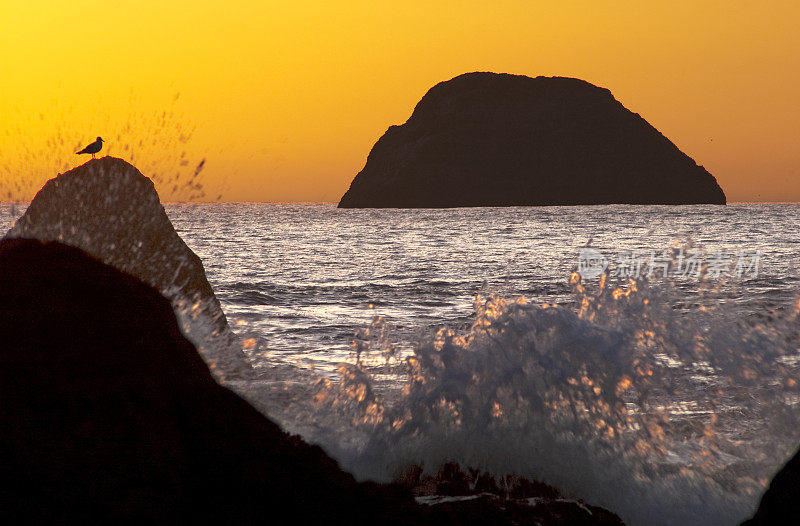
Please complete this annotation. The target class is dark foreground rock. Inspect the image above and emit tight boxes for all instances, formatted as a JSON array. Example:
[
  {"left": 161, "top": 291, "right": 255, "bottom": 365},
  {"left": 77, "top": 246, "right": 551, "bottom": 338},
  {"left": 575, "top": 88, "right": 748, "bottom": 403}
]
[
  {"left": 339, "top": 72, "right": 726, "bottom": 208},
  {"left": 0, "top": 239, "right": 397, "bottom": 523},
  {"left": 399, "top": 462, "right": 624, "bottom": 526},
  {"left": 4, "top": 157, "right": 248, "bottom": 380},
  {"left": 742, "top": 446, "right": 800, "bottom": 525},
  {"left": 0, "top": 238, "right": 622, "bottom": 524}
]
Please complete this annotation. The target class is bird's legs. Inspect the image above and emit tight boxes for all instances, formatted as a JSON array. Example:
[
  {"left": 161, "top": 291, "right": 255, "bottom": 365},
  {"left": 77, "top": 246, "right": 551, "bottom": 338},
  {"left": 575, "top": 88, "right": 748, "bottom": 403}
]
[{"left": 92, "top": 153, "right": 96, "bottom": 159}]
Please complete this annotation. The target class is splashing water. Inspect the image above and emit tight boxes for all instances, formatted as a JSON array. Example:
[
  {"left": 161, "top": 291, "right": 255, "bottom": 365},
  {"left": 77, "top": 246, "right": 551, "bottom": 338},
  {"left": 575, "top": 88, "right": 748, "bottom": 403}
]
[
  {"left": 0, "top": 91, "right": 219, "bottom": 202},
  {"left": 309, "top": 263, "right": 800, "bottom": 525}
]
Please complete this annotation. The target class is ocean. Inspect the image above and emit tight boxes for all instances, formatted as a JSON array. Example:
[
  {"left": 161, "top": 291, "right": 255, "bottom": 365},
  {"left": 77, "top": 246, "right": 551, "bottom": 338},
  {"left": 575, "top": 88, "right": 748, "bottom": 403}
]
[{"left": 4, "top": 202, "right": 800, "bottom": 525}]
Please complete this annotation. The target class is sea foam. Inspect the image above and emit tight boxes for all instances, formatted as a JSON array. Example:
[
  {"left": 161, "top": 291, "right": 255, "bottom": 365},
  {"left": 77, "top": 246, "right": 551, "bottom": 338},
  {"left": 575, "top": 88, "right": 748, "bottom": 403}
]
[{"left": 305, "top": 269, "right": 800, "bottom": 525}]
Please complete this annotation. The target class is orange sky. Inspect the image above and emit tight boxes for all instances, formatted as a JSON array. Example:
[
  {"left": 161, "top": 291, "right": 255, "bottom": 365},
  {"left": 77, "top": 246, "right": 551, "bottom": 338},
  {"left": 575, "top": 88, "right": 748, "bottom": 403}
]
[{"left": 1, "top": 1, "right": 798, "bottom": 202}]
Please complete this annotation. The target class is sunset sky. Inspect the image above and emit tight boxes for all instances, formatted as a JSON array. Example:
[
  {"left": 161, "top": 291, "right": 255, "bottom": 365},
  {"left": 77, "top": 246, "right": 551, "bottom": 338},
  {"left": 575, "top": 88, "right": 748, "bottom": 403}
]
[{"left": 1, "top": 1, "right": 798, "bottom": 202}]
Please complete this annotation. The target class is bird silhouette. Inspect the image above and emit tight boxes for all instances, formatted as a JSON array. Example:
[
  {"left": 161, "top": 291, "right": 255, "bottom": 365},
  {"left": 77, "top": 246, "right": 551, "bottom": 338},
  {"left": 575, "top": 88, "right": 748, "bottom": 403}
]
[{"left": 76, "top": 137, "right": 104, "bottom": 159}]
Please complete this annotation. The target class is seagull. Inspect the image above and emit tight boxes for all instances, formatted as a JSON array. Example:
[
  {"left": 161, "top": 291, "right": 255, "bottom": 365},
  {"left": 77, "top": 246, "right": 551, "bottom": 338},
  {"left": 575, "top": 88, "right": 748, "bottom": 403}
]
[{"left": 76, "top": 137, "right": 104, "bottom": 159}]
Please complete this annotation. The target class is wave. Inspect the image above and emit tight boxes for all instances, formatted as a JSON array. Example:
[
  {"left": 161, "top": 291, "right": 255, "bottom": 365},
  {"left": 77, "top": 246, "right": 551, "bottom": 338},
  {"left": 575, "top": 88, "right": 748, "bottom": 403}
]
[{"left": 304, "top": 271, "right": 800, "bottom": 525}]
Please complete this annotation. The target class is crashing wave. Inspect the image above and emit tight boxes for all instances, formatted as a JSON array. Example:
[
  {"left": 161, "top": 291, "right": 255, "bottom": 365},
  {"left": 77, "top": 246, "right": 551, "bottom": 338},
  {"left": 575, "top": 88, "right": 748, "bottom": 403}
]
[{"left": 309, "top": 268, "right": 800, "bottom": 525}]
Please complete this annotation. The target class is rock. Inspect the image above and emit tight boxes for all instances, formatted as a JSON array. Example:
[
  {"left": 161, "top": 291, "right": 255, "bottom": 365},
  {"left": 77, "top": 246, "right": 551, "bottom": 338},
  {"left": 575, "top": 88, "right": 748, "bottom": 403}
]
[
  {"left": 4, "top": 157, "right": 248, "bottom": 380},
  {"left": 0, "top": 239, "right": 623, "bottom": 525},
  {"left": 742, "top": 446, "right": 800, "bottom": 525},
  {"left": 398, "top": 462, "right": 624, "bottom": 525},
  {"left": 0, "top": 239, "right": 415, "bottom": 523},
  {"left": 338, "top": 72, "right": 726, "bottom": 208}
]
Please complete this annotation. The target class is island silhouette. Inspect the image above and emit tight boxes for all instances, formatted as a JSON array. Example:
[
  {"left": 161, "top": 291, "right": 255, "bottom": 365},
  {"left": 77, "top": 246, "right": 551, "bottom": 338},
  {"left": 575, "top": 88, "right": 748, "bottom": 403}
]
[{"left": 339, "top": 72, "right": 726, "bottom": 208}]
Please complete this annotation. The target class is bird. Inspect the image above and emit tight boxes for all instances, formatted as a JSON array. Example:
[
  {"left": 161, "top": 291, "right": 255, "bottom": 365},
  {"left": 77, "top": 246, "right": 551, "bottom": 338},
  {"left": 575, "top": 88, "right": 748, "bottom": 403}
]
[{"left": 76, "top": 137, "right": 104, "bottom": 159}]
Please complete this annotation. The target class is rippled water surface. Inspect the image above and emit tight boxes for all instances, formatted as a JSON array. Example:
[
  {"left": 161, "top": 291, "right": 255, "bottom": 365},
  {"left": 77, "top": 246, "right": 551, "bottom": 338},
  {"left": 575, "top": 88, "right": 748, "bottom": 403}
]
[{"left": 158, "top": 203, "right": 800, "bottom": 374}]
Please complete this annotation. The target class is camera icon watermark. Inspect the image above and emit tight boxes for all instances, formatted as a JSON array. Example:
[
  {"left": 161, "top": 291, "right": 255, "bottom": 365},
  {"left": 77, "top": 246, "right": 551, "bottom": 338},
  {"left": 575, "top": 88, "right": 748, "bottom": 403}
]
[{"left": 577, "top": 248, "right": 609, "bottom": 279}]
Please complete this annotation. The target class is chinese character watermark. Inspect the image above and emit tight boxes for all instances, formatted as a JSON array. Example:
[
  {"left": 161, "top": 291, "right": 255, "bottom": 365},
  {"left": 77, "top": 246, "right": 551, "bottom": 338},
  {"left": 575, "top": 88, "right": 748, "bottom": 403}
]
[{"left": 577, "top": 249, "right": 762, "bottom": 280}]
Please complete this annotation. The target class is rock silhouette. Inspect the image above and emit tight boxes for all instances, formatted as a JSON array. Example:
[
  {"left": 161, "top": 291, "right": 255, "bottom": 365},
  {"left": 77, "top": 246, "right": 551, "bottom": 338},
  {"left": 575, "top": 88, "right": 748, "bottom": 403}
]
[
  {"left": 339, "top": 72, "right": 726, "bottom": 208},
  {"left": 4, "top": 157, "right": 248, "bottom": 380},
  {"left": 0, "top": 238, "right": 623, "bottom": 525},
  {"left": 0, "top": 239, "right": 410, "bottom": 523}
]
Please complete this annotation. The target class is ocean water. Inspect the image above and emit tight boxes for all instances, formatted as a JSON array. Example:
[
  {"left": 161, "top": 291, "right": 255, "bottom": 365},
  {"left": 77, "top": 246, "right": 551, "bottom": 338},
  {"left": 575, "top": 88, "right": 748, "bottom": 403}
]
[
  {"left": 4, "top": 202, "right": 800, "bottom": 525},
  {"left": 163, "top": 203, "right": 800, "bottom": 371}
]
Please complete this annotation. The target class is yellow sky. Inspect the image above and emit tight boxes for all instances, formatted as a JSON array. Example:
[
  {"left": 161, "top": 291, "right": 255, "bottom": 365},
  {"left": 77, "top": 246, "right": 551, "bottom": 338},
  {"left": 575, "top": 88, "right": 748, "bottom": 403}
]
[{"left": 1, "top": 1, "right": 798, "bottom": 202}]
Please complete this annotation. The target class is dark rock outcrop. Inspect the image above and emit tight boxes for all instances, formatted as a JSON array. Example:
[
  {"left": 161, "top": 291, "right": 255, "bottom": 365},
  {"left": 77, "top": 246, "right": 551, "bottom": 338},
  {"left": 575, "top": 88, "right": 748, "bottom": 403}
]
[
  {"left": 0, "top": 238, "right": 623, "bottom": 524},
  {"left": 4, "top": 157, "right": 248, "bottom": 380},
  {"left": 399, "top": 462, "right": 624, "bottom": 525},
  {"left": 742, "top": 446, "right": 800, "bottom": 525},
  {"left": 338, "top": 72, "right": 726, "bottom": 208},
  {"left": 0, "top": 239, "right": 413, "bottom": 523}
]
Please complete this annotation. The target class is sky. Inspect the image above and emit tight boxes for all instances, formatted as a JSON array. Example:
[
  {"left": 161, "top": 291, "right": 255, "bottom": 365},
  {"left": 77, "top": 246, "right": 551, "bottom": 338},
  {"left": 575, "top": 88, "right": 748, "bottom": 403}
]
[{"left": 1, "top": 1, "right": 798, "bottom": 202}]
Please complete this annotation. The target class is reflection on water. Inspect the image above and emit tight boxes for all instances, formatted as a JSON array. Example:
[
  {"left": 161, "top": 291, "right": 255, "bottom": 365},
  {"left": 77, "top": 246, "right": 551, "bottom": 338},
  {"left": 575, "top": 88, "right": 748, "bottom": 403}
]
[{"left": 158, "top": 203, "right": 800, "bottom": 375}]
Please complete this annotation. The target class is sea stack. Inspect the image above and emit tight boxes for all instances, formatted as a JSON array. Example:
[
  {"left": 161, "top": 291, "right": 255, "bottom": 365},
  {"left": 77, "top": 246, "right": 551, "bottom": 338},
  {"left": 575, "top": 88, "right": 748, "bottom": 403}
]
[
  {"left": 4, "top": 157, "right": 249, "bottom": 380},
  {"left": 338, "top": 72, "right": 726, "bottom": 208}
]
